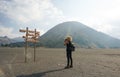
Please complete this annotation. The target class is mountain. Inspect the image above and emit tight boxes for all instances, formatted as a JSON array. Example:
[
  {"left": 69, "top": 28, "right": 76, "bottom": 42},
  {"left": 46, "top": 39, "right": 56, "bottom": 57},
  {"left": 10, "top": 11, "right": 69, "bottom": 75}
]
[
  {"left": 0, "top": 36, "right": 12, "bottom": 45},
  {"left": 38, "top": 21, "right": 120, "bottom": 48},
  {"left": 12, "top": 37, "right": 24, "bottom": 42},
  {"left": 0, "top": 36, "right": 24, "bottom": 46}
]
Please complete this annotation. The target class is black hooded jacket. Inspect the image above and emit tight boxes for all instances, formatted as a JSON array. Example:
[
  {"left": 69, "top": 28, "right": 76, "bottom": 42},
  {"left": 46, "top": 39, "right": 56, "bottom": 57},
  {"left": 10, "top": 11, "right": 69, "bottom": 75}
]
[{"left": 66, "top": 41, "right": 72, "bottom": 52}]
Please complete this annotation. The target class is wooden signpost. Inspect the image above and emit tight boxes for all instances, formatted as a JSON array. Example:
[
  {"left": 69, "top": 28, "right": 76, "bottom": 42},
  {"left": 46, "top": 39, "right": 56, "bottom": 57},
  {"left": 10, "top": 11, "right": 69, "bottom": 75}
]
[{"left": 19, "top": 27, "right": 40, "bottom": 62}]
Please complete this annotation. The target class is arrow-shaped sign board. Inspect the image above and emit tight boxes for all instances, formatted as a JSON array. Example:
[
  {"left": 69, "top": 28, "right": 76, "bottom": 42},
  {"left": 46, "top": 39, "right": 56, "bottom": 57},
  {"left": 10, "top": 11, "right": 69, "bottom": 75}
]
[
  {"left": 19, "top": 29, "right": 26, "bottom": 32},
  {"left": 27, "top": 39, "right": 39, "bottom": 43}
]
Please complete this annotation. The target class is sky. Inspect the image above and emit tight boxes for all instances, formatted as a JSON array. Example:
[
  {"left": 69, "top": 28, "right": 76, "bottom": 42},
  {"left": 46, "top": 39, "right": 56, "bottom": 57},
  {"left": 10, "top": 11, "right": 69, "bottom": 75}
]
[{"left": 0, "top": 0, "right": 120, "bottom": 39}]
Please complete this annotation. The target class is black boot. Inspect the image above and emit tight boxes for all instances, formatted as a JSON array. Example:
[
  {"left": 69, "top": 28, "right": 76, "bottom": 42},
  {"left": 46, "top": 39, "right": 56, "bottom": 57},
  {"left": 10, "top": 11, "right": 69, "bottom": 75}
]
[{"left": 69, "top": 65, "right": 73, "bottom": 68}]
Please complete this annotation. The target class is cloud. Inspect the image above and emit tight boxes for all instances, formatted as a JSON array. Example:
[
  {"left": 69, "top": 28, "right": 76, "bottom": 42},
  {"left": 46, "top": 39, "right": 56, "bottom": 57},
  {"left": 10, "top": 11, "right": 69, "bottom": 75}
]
[
  {"left": 0, "top": 0, "right": 65, "bottom": 38},
  {"left": 0, "top": 25, "right": 19, "bottom": 38},
  {"left": 95, "top": 12, "right": 120, "bottom": 39},
  {"left": 0, "top": 0, "right": 65, "bottom": 24},
  {"left": 78, "top": 0, "right": 120, "bottom": 39},
  {"left": 0, "top": 0, "right": 120, "bottom": 39}
]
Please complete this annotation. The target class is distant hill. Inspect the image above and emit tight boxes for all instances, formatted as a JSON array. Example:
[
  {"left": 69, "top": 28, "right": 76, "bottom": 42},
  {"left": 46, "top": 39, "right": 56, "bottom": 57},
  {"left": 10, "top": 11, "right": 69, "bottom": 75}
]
[
  {"left": 0, "top": 36, "right": 12, "bottom": 45},
  {"left": 12, "top": 37, "right": 24, "bottom": 42},
  {"left": 0, "top": 36, "right": 24, "bottom": 46},
  {"left": 37, "top": 21, "right": 120, "bottom": 48}
]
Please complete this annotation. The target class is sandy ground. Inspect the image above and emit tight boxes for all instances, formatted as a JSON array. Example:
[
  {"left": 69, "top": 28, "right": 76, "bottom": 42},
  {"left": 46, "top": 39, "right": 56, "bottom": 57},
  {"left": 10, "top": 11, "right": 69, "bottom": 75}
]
[{"left": 1, "top": 47, "right": 120, "bottom": 77}]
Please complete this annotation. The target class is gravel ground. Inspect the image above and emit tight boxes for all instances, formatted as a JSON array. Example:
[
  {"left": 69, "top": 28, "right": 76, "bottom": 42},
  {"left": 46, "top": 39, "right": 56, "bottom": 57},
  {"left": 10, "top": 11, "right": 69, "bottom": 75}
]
[{"left": 1, "top": 47, "right": 120, "bottom": 77}]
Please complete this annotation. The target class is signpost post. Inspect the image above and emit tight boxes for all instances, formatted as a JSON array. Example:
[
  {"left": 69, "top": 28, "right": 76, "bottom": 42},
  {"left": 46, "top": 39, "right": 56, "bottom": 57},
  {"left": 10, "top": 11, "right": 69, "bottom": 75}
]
[
  {"left": 34, "top": 29, "right": 36, "bottom": 62},
  {"left": 19, "top": 27, "right": 40, "bottom": 62}
]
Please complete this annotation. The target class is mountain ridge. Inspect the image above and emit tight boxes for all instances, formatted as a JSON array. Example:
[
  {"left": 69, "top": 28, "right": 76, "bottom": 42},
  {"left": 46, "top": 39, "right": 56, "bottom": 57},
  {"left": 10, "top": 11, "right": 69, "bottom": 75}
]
[
  {"left": 38, "top": 21, "right": 120, "bottom": 48},
  {"left": 6, "top": 21, "right": 120, "bottom": 48},
  {"left": 0, "top": 36, "right": 24, "bottom": 46}
]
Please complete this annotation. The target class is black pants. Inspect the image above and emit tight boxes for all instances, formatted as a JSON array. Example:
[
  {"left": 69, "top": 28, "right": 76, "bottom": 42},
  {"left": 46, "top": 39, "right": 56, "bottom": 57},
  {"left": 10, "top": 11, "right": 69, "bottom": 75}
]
[{"left": 66, "top": 51, "right": 73, "bottom": 66}]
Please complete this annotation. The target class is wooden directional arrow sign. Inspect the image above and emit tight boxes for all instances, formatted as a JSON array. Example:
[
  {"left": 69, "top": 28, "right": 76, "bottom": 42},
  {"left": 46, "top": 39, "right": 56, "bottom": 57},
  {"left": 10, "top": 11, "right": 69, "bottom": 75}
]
[
  {"left": 31, "top": 37, "right": 39, "bottom": 40},
  {"left": 28, "top": 30, "right": 39, "bottom": 33},
  {"left": 19, "top": 27, "right": 39, "bottom": 42},
  {"left": 19, "top": 27, "right": 40, "bottom": 62},
  {"left": 35, "top": 33, "right": 40, "bottom": 36},
  {"left": 27, "top": 33, "right": 34, "bottom": 36},
  {"left": 28, "top": 30, "right": 35, "bottom": 33},
  {"left": 35, "top": 31, "right": 40, "bottom": 34},
  {"left": 19, "top": 29, "right": 26, "bottom": 32},
  {"left": 27, "top": 39, "right": 39, "bottom": 43}
]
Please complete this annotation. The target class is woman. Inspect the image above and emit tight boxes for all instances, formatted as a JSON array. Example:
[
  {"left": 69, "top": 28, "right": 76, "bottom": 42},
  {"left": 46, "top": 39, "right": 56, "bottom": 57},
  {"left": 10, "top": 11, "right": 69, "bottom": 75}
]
[{"left": 64, "top": 36, "right": 73, "bottom": 69}]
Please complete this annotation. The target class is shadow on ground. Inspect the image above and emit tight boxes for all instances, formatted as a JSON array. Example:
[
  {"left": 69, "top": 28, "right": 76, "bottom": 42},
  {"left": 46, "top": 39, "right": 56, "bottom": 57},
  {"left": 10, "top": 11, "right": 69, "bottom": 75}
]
[{"left": 17, "top": 68, "right": 65, "bottom": 77}]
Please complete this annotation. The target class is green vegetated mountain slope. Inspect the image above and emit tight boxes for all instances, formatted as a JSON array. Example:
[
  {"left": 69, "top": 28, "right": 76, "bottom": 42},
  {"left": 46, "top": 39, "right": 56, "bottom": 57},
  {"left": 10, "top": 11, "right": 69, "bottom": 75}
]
[{"left": 38, "top": 21, "right": 120, "bottom": 48}]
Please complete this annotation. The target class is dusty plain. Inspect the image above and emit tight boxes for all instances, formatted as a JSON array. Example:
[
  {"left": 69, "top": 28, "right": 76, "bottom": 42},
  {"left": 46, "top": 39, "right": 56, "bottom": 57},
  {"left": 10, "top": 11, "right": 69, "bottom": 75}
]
[{"left": 0, "top": 47, "right": 120, "bottom": 77}]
